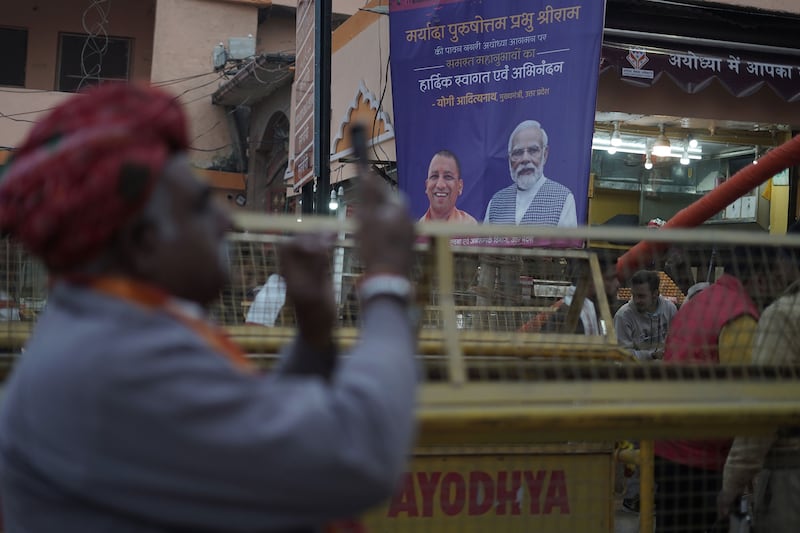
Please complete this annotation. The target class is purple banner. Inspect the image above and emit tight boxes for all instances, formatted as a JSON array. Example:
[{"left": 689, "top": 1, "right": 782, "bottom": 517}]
[
  {"left": 601, "top": 41, "right": 800, "bottom": 102},
  {"left": 389, "top": 0, "right": 604, "bottom": 242}
]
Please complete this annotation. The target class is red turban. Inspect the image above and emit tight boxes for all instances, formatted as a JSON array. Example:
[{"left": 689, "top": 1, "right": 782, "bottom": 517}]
[{"left": 0, "top": 82, "right": 189, "bottom": 270}]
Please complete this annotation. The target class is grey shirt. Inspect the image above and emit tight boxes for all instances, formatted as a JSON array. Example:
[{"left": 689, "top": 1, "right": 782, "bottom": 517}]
[
  {"left": 0, "top": 282, "right": 418, "bottom": 532},
  {"left": 613, "top": 296, "right": 677, "bottom": 360}
]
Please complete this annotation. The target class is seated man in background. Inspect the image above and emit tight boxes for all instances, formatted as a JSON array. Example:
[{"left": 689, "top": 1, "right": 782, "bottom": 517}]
[
  {"left": 613, "top": 270, "right": 677, "bottom": 361},
  {"left": 0, "top": 83, "right": 419, "bottom": 532}
]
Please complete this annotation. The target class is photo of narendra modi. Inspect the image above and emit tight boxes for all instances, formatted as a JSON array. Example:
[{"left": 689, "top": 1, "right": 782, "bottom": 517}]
[{"left": 483, "top": 120, "right": 577, "bottom": 227}]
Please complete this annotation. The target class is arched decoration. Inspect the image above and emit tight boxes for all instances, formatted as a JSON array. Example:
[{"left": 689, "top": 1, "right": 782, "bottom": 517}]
[{"left": 331, "top": 80, "right": 394, "bottom": 161}]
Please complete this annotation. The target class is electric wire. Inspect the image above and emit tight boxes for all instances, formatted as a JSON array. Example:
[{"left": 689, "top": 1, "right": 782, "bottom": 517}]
[{"left": 371, "top": 15, "right": 391, "bottom": 164}]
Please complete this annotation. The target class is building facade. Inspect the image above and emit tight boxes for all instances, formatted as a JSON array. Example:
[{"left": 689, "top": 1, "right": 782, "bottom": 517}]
[
  {"left": 4, "top": 0, "right": 800, "bottom": 227},
  {"left": 0, "top": 0, "right": 359, "bottom": 210}
]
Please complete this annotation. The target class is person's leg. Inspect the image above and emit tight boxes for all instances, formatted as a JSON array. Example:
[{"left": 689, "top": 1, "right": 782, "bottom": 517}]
[
  {"left": 687, "top": 465, "right": 723, "bottom": 533},
  {"left": 654, "top": 456, "right": 679, "bottom": 532},
  {"left": 655, "top": 458, "right": 718, "bottom": 532}
]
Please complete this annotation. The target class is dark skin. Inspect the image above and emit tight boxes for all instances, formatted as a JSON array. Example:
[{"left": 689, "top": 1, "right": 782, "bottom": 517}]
[{"left": 108, "top": 155, "right": 233, "bottom": 307}]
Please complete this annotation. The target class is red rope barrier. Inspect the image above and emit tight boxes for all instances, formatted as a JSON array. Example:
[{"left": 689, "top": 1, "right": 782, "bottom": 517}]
[{"left": 616, "top": 134, "right": 800, "bottom": 279}]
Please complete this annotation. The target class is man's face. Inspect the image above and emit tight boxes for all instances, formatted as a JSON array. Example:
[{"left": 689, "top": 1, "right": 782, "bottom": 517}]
[
  {"left": 425, "top": 153, "right": 463, "bottom": 220},
  {"left": 602, "top": 266, "right": 621, "bottom": 302},
  {"left": 148, "top": 156, "right": 233, "bottom": 305},
  {"left": 631, "top": 282, "right": 658, "bottom": 313},
  {"left": 509, "top": 127, "right": 548, "bottom": 190}
]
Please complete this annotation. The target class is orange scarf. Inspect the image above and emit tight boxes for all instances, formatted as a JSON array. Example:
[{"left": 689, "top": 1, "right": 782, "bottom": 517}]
[{"left": 89, "top": 277, "right": 254, "bottom": 372}]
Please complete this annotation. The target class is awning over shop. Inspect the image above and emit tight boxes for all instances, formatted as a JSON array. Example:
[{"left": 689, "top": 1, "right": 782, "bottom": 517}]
[
  {"left": 212, "top": 53, "right": 295, "bottom": 106},
  {"left": 601, "top": 39, "right": 800, "bottom": 102}
]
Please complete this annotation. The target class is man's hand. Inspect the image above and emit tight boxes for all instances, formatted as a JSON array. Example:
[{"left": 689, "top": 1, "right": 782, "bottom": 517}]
[
  {"left": 277, "top": 233, "right": 336, "bottom": 351},
  {"left": 356, "top": 170, "right": 415, "bottom": 277}
]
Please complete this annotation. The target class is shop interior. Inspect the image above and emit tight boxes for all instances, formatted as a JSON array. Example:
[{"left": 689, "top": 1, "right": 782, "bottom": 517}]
[{"left": 589, "top": 113, "right": 791, "bottom": 232}]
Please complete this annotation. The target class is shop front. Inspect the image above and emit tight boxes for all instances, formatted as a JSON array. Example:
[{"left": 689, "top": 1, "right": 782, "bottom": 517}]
[{"left": 593, "top": 0, "right": 800, "bottom": 236}]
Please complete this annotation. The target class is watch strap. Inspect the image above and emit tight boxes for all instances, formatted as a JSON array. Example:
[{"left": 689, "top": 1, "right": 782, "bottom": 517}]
[{"left": 358, "top": 274, "right": 413, "bottom": 305}]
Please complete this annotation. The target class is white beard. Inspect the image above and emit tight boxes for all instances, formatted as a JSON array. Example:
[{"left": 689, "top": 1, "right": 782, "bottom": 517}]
[{"left": 513, "top": 166, "right": 542, "bottom": 190}]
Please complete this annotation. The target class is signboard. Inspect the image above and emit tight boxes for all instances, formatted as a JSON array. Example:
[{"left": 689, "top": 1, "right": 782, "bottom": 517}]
[
  {"left": 362, "top": 453, "right": 613, "bottom": 532},
  {"left": 602, "top": 40, "right": 800, "bottom": 101},
  {"left": 389, "top": 0, "right": 605, "bottom": 244},
  {"left": 293, "top": 0, "right": 315, "bottom": 189}
]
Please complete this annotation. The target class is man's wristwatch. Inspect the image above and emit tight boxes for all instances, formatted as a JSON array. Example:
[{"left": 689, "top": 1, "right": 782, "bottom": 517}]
[{"left": 358, "top": 274, "right": 413, "bottom": 305}]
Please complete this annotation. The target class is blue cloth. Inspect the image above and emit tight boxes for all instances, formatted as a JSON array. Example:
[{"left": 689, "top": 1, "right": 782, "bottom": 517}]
[{"left": 0, "top": 282, "right": 417, "bottom": 532}]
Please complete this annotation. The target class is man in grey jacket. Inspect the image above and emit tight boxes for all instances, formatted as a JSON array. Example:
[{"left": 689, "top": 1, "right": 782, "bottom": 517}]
[
  {"left": 0, "top": 83, "right": 418, "bottom": 532},
  {"left": 613, "top": 270, "right": 677, "bottom": 361}
]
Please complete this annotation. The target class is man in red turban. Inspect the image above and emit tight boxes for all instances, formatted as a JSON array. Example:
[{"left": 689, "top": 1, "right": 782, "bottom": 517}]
[
  {"left": 0, "top": 83, "right": 419, "bottom": 532},
  {"left": 0, "top": 82, "right": 188, "bottom": 271}
]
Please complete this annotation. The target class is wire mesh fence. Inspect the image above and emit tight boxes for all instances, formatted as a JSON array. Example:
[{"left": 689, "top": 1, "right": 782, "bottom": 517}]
[{"left": 1, "top": 215, "right": 800, "bottom": 532}]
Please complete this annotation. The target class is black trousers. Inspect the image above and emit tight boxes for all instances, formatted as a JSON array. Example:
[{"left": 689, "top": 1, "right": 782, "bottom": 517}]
[{"left": 654, "top": 456, "right": 724, "bottom": 533}]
